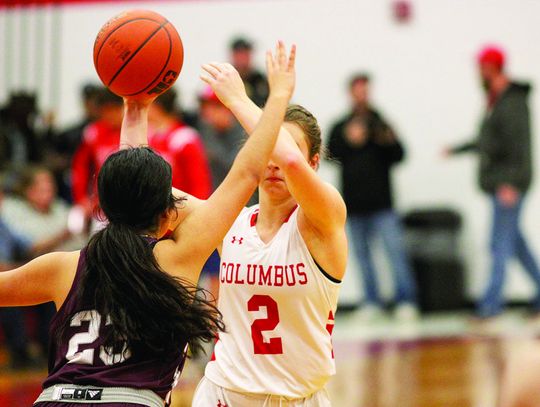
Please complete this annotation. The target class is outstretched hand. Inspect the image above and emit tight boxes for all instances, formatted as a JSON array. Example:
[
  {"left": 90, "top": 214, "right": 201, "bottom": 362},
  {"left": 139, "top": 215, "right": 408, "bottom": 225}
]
[
  {"left": 266, "top": 41, "right": 296, "bottom": 100},
  {"left": 200, "top": 62, "right": 247, "bottom": 108}
]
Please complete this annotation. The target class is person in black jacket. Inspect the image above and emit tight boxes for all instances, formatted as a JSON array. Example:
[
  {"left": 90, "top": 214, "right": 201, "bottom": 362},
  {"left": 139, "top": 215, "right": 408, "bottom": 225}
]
[
  {"left": 447, "top": 46, "right": 540, "bottom": 318},
  {"left": 229, "top": 36, "right": 269, "bottom": 108},
  {"left": 328, "top": 73, "right": 418, "bottom": 320}
]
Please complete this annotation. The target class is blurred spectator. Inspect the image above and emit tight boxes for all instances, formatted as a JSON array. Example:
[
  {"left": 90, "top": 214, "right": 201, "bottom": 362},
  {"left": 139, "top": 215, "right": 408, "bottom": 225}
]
[
  {"left": 148, "top": 88, "right": 212, "bottom": 199},
  {"left": 71, "top": 87, "right": 122, "bottom": 223},
  {"left": 46, "top": 83, "right": 101, "bottom": 203},
  {"left": 0, "top": 168, "right": 74, "bottom": 369},
  {"left": 196, "top": 86, "right": 255, "bottom": 300},
  {"left": 197, "top": 86, "right": 253, "bottom": 200},
  {"left": 446, "top": 46, "right": 540, "bottom": 318},
  {"left": 327, "top": 73, "right": 418, "bottom": 320},
  {"left": 2, "top": 166, "right": 73, "bottom": 251},
  {"left": 0, "top": 180, "right": 35, "bottom": 370},
  {"left": 229, "top": 36, "right": 269, "bottom": 107},
  {"left": 0, "top": 91, "right": 45, "bottom": 172}
]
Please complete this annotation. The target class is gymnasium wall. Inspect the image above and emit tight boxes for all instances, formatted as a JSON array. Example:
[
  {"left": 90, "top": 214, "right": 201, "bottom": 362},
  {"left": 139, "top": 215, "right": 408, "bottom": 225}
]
[{"left": 1, "top": 0, "right": 540, "bottom": 305}]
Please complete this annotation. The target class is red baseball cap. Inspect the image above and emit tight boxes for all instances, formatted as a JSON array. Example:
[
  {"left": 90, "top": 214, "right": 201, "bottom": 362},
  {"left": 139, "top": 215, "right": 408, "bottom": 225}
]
[
  {"left": 477, "top": 45, "right": 505, "bottom": 69},
  {"left": 198, "top": 86, "right": 222, "bottom": 105}
]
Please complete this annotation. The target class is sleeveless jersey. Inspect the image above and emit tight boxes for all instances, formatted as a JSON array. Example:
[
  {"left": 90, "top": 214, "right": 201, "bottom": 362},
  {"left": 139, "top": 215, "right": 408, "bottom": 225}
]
[
  {"left": 43, "top": 239, "right": 186, "bottom": 399},
  {"left": 205, "top": 205, "right": 341, "bottom": 398}
]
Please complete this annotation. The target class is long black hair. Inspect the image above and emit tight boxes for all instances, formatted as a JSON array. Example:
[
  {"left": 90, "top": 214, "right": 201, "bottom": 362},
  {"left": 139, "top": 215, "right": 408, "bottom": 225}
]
[{"left": 60, "top": 147, "right": 223, "bottom": 357}]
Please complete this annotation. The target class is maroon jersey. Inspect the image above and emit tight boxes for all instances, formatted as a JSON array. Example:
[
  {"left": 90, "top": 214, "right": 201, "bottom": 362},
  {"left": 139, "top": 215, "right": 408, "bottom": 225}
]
[{"left": 41, "top": 243, "right": 186, "bottom": 400}]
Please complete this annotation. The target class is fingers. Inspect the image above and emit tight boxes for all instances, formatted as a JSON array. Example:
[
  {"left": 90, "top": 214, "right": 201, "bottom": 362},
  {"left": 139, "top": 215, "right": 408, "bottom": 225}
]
[
  {"left": 277, "top": 40, "right": 287, "bottom": 68},
  {"left": 287, "top": 44, "right": 296, "bottom": 72},
  {"left": 200, "top": 73, "right": 212, "bottom": 85},
  {"left": 201, "top": 63, "right": 220, "bottom": 79},
  {"left": 265, "top": 50, "right": 274, "bottom": 76}
]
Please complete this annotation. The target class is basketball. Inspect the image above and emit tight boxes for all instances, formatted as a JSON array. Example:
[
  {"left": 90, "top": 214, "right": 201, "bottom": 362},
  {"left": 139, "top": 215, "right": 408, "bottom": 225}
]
[{"left": 93, "top": 9, "right": 183, "bottom": 101}]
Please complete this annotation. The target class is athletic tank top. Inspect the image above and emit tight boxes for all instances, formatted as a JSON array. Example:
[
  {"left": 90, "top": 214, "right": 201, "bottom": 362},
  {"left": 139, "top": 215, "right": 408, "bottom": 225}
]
[
  {"left": 43, "top": 237, "right": 186, "bottom": 399},
  {"left": 205, "top": 205, "right": 341, "bottom": 398}
]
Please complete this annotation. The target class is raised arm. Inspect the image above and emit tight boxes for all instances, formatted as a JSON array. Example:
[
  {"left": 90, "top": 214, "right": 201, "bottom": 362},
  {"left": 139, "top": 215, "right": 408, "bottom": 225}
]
[
  {"left": 119, "top": 99, "right": 151, "bottom": 148},
  {"left": 164, "top": 42, "right": 296, "bottom": 280},
  {"left": 201, "top": 61, "right": 346, "bottom": 236},
  {"left": 118, "top": 97, "right": 205, "bottom": 228}
]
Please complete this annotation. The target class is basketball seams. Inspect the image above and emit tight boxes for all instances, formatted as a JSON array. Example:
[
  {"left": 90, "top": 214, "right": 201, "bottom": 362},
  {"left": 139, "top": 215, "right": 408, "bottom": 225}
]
[
  {"left": 106, "top": 20, "right": 170, "bottom": 89},
  {"left": 123, "top": 22, "right": 175, "bottom": 97},
  {"left": 94, "top": 17, "right": 163, "bottom": 68}
]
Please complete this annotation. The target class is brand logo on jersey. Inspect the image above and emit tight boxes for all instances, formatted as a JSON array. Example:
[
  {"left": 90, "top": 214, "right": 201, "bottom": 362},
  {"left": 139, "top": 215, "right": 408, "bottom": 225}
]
[
  {"left": 231, "top": 236, "right": 244, "bottom": 244},
  {"left": 59, "top": 388, "right": 103, "bottom": 400}
]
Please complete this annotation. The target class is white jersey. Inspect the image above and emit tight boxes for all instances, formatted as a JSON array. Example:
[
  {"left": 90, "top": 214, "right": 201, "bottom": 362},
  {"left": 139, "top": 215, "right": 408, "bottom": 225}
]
[{"left": 205, "top": 205, "right": 341, "bottom": 399}]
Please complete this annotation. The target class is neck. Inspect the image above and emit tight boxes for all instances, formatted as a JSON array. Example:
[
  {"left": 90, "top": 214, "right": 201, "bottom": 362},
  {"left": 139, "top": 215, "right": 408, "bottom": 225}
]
[
  {"left": 490, "top": 74, "right": 509, "bottom": 96},
  {"left": 353, "top": 103, "right": 368, "bottom": 115},
  {"left": 30, "top": 202, "right": 50, "bottom": 214},
  {"left": 257, "top": 191, "right": 297, "bottom": 227},
  {"left": 153, "top": 115, "right": 178, "bottom": 133}
]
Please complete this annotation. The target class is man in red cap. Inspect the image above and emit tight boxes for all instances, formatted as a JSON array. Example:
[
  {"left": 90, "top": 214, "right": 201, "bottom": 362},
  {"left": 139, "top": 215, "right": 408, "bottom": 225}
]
[{"left": 446, "top": 45, "right": 540, "bottom": 318}]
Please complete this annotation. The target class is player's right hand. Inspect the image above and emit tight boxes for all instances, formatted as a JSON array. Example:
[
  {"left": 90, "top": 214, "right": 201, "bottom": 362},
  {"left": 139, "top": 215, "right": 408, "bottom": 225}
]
[
  {"left": 200, "top": 62, "right": 247, "bottom": 109},
  {"left": 266, "top": 41, "right": 296, "bottom": 101}
]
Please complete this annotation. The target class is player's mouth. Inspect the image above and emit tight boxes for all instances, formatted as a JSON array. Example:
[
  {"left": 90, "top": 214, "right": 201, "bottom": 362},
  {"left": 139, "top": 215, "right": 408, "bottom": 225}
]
[{"left": 266, "top": 176, "right": 284, "bottom": 182}]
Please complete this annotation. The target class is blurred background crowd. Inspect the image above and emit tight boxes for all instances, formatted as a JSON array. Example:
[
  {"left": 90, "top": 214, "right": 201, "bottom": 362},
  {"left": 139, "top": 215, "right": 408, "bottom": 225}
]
[{"left": 1, "top": 2, "right": 540, "bottom": 388}]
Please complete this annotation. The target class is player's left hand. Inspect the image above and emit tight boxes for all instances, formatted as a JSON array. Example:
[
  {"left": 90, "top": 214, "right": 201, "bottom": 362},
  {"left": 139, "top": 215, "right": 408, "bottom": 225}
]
[{"left": 200, "top": 62, "right": 248, "bottom": 108}]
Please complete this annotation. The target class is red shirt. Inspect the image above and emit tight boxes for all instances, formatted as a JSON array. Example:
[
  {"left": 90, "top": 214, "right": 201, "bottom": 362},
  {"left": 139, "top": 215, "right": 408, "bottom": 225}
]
[
  {"left": 148, "top": 121, "right": 212, "bottom": 199},
  {"left": 71, "top": 121, "right": 120, "bottom": 206}
]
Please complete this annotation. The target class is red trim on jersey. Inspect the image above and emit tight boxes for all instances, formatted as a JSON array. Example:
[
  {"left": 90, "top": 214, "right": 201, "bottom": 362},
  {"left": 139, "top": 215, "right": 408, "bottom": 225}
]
[
  {"left": 210, "top": 334, "right": 220, "bottom": 361},
  {"left": 326, "top": 310, "right": 335, "bottom": 359},
  {"left": 250, "top": 210, "right": 259, "bottom": 227},
  {"left": 284, "top": 205, "right": 299, "bottom": 223},
  {"left": 249, "top": 205, "right": 298, "bottom": 227}
]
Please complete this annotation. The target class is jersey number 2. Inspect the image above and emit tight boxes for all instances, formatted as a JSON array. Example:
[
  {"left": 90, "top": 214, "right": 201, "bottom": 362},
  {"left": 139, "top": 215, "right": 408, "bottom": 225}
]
[{"left": 247, "top": 295, "right": 283, "bottom": 355}]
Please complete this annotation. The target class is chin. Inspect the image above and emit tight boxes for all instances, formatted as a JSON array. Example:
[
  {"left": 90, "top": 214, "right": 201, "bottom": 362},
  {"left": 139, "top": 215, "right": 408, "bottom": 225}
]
[{"left": 261, "top": 183, "right": 290, "bottom": 199}]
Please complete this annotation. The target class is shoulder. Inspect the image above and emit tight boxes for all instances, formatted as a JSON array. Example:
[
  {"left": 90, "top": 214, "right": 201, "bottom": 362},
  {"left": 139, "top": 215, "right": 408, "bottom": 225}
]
[
  {"left": 52, "top": 199, "right": 69, "bottom": 214},
  {"left": 1, "top": 196, "right": 27, "bottom": 218},
  {"left": 82, "top": 121, "right": 101, "bottom": 144},
  {"left": 45, "top": 251, "right": 81, "bottom": 307},
  {"left": 169, "top": 126, "right": 202, "bottom": 151},
  {"left": 330, "top": 114, "right": 352, "bottom": 131}
]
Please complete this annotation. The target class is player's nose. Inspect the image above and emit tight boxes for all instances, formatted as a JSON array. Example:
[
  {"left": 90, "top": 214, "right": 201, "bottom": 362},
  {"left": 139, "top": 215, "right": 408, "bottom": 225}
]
[{"left": 267, "top": 160, "right": 279, "bottom": 170}]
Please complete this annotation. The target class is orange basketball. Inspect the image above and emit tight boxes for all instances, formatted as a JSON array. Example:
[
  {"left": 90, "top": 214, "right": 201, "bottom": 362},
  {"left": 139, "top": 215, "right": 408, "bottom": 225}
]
[{"left": 93, "top": 10, "right": 183, "bottom": 101}]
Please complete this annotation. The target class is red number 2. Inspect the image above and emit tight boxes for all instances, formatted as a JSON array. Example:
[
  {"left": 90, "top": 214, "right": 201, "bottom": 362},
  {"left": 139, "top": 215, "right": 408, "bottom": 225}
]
[{"left": 247, "top": 295, "right": 283, "bottom": 354}]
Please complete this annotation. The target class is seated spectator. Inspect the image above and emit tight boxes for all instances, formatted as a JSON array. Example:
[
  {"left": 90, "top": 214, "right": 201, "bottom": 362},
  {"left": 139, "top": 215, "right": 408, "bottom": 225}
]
[
  {"left": 0, "top": 181, "right": 35, "bottom": 370},
  {"left": 0, "top": 167, "right": 80, "bottom": 363},
  {"left": 148, "top": 88, "right": 212, "bottom": 199}
]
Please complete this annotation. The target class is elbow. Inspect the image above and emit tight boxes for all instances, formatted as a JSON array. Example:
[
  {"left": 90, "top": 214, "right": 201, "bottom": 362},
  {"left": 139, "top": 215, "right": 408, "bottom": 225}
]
[
  {"left": 281, "top": 152, "right": 306, "bottom": 173},
  {"left": 238, "top": 162, "right": 263, "bottom": 189}
]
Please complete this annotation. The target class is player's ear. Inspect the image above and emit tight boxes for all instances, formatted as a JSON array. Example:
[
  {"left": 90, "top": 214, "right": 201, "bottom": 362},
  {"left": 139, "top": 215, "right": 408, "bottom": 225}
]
[{"left": 310, "top": 153, "right": 320, "bottom": 170}]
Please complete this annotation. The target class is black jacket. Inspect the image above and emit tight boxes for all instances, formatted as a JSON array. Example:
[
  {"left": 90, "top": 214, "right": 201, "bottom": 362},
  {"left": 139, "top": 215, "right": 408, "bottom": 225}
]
[
  {"left": 451, "top": 82, "right": 533, "bottom": 193},
  {"left": 327, "top": 108, "right": 404, "bottom": 214}
]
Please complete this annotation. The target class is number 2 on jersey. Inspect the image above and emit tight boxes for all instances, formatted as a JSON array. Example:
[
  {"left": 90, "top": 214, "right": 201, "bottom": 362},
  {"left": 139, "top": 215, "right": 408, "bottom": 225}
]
[{"left": 247, "top": 295, "right": 283, "bottom": 355}]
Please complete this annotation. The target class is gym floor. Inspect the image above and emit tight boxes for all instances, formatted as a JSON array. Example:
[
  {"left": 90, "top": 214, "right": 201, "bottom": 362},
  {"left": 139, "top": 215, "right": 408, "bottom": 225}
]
[{"left": 1, "top": 310, "right": 539, "bottom": 407}]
